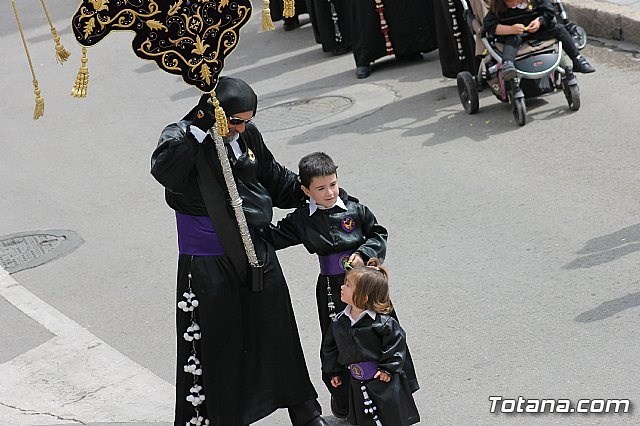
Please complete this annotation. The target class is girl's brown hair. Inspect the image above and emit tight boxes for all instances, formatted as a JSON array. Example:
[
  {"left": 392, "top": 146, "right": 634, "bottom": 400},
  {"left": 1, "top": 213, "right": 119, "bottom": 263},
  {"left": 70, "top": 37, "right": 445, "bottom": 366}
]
[
  {"left": 346, "top": 258, "right": 394, "bottom": 314},
  {"left": 490, "top": 0, "right": 508, "bottom": 16}
]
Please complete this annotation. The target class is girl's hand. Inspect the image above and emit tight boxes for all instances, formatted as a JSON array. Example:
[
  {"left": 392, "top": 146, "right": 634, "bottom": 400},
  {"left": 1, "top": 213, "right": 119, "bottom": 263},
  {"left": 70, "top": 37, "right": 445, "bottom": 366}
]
[
  {"left": 331, "top": 376, "right": 343, "bottom": 387},
  {"left": 374, "top": 370, "right": 391, "bottom": 383},
  {"left": 525, "top": 18, "right": 541, "bottom": 33},
  {"left": 512, "top": 23, "right": 526, "bottom": 34},
  {"left": 348, "top": 253, "right": 364, "bottom": 268}
]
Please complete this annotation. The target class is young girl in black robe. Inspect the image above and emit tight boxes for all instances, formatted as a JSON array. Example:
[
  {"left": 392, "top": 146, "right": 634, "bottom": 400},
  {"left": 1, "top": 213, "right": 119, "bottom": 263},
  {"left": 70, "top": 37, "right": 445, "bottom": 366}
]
[
  {"left": 322, "top": 259, "right": 419, "bottom": 425},
  {"left": 267, "top": 152, "right": 418, "bottom": 419},
  {"left": 483, "top": 0, "right": 594, "bottom": 80}
]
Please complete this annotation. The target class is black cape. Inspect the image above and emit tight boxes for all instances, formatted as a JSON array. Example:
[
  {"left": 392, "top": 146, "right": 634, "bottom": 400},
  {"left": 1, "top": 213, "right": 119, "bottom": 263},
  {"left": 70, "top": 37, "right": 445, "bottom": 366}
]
[
  {"left": 433, "top": 0, "right": 478, "bottom": 78},
  {"left": 322, "top": 312, "right": 420, "bottom": 425},
  {"left": 349, "top": 0, "right": 438, "bottom": 67},
  {"left": 305, "top": 0, "right": 351, "bottom": 53},
  {"left": 269, "top": 0, "right": 308, "bottom": 22},
  {"left": 151, "top": 121, "right": 317, "bottom": 426}
]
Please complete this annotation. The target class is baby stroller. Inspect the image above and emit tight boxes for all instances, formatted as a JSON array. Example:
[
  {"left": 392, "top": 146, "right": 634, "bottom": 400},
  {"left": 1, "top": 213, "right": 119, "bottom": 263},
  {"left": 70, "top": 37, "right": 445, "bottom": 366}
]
[
  {"left": 455, "top": 0, "right": 582, "bottom": 126},
  {"left": 555, "top": 0, "right": 588, "bottom": 50}
]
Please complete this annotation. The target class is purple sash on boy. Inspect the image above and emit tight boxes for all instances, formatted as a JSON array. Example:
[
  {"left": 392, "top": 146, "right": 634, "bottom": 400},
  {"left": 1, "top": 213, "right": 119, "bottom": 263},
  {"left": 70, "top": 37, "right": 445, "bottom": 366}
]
[{"left": 317, "top": 250, "right": 353, "bottom": 275}]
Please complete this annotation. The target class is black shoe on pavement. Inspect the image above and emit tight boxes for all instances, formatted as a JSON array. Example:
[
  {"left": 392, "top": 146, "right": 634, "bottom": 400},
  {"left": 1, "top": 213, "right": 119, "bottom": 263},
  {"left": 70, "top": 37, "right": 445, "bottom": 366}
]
[
  {"left": 356, "top": 65, "right": 371, "bottom": 79},
  {"left": 330, "top": 395, "right": 348, "bottom": 419},
  {"left": 572, "top": 55, "right": 595, "bottom": 73},
  {"left": 283, "top": 16, "right": 300, "bottom": 31},
  {"left": 501, "top": 60, "right": 517, "bottom": 81}
]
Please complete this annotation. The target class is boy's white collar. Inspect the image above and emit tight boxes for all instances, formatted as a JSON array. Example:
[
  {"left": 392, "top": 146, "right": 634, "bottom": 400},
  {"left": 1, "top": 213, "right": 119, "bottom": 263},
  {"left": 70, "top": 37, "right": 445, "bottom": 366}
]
[{"left": 308, "top": 196, "right": 347, "bottom": 215}]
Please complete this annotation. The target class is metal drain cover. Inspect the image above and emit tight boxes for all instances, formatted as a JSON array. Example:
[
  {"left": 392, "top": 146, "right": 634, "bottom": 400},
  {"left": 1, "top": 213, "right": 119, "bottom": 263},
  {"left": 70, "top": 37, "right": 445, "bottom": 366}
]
[
  {"left": 254, "top": 96, "right": 353, "bottom": 132},
  {"left": 0, "top": 230, "right": 83, "bottom": 273}
]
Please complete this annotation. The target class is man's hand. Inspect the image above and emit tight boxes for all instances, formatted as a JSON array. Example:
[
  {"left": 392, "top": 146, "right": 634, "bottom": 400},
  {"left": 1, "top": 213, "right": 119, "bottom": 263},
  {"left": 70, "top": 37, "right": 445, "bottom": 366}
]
[
  {"left": 374, "top": 370, "right": 391, "bottom": 382},
  {"left": 348, "top": 252, "right": 364, "bottom": 268},
  {"left": 191, "top": 95, "right": 216, "bottom": 132},
  {"left": 331, "top": 376, "right": 343, "bottom": 388}
]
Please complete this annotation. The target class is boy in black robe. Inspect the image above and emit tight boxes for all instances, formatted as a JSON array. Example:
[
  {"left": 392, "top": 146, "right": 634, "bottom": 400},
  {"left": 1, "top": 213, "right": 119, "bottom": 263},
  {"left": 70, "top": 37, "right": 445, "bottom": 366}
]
[
  {"left": 151, "top": 77, "right": 328, "bottom": 426},
  {"left": 267, "top": 152, "right": 418, "bottom": 418}
]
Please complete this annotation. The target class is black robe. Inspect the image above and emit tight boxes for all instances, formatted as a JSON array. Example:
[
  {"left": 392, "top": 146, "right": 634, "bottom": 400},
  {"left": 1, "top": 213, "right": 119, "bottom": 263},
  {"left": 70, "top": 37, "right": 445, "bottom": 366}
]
[
  {"left": 349, "top": 0, "right": 438, "bottom": 67},
  {"left": 151, "top": 120, "right": 317, "bottom": 426},
  {"left": 267, "top": 189, "right": 418, "bottom": 411},
  {"left": 305, "top": 0, "right": 351, "bottom": 53},
  {"left": 433, "top": 0, "right": 478, "bottom": 78},
  {"left": 322, "top": 312, "right": 420, "bottom": 426}
]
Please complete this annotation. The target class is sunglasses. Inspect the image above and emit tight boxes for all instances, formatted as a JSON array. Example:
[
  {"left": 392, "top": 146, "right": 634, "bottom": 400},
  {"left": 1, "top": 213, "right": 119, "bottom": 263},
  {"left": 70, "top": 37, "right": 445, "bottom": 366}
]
[{"left": 228, "top": 116, "right": 253, "bottom": 125}]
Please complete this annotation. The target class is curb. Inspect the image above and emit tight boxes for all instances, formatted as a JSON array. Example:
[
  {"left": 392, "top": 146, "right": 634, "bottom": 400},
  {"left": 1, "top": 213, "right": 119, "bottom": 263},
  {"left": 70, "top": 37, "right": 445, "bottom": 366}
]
[{"left": 564, "top": 0, "right": 640, "bottom": 47}]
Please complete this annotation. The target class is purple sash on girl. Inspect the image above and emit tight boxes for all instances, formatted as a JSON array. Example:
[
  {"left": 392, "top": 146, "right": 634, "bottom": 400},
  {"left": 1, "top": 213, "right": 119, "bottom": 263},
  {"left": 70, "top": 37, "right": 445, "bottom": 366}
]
[{"left": 348, "top": 361, "right": 378, "bottom": 380}]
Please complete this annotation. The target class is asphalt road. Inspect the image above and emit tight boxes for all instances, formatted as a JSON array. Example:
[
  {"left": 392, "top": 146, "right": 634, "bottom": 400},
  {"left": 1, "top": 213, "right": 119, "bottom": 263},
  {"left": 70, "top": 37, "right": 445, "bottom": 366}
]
[{"left": 1, "top": 1, "right": 640, "bottom": 425}]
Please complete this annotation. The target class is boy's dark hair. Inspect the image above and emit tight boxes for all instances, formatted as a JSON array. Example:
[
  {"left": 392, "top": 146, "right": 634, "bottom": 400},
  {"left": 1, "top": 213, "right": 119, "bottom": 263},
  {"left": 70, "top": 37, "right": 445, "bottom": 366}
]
[{"left": 298, "top": 152, "right": 338, "bottom": 188}]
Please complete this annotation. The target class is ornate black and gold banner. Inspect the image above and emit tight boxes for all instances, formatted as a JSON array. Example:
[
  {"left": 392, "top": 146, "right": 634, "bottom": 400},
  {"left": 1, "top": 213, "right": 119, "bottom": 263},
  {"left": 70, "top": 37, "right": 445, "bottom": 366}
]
[{"left": 71, "top": 0, "right": 252, "bottom": 92}]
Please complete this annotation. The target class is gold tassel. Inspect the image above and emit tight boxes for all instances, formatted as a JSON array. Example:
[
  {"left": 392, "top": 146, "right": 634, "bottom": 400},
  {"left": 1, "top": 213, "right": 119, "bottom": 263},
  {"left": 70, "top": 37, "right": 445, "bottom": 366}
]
[
  {"left": 52, "top": 28, "right": 71, "bottom": 64},
  {"left": 283, "top": 0, "right": 296, "bottom": 18},
  {"left": 262, "top": 0, "right": 275, "bottom": 31},
  {"left": 11, "top": 0, "right": 45, "bottom": 120},
  {"left": 33, "top": 81, "right": 45, "bottom": 120},
  {"left": 71, "top": 47, "right": 89, "bottom": 98},
  {"left": 211, "top": 91, "right": 229, "bottom": 137},
  {"left": 39, "top": 0, "right": 70, "bottom": 64}
]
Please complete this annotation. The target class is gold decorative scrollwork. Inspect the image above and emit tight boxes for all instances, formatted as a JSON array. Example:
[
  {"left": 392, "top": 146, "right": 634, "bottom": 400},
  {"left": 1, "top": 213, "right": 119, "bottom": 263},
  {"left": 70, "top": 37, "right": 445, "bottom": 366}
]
[{"left": 71, "top": 0, "right": 252, "bottom": 91}]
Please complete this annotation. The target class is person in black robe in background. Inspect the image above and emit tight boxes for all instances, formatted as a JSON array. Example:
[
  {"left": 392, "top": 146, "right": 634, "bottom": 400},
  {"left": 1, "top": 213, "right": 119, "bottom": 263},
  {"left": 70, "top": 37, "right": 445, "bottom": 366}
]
[
  {"left": 432, "top": 0, "right": 479, "bottom": 78},
  {"left": 305, "top": 0, "right": 351, "bottom": 55},
  {"left": 151, "top": 77, "right": 328, "bottom": 426},
  {"left": 322, "top": 259, "right": 419, "bottom": 425},
  {"left": 269, "top": 0, "right": 309, "bottom": 30},
  {"left": 266, "top": 152, "right": 419, "bottom": 419},
  {"left": 349, "top": 0, "right": 439, "bottom": 78}
]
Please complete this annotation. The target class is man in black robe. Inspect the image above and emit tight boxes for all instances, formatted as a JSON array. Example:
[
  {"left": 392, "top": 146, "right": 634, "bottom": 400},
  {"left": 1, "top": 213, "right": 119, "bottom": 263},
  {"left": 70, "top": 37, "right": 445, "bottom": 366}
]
[
  {"left": 151, "top": 77, "right": 328, "bottom": 426},
  {"left": 348, "top": 0, "right": 439, "bottom": 78},
  {"left": 432, "top": 0, "right": 479, "bottom": 78},
  {"left": 305, "top": 0, "right": 351, "bottom": 54}
]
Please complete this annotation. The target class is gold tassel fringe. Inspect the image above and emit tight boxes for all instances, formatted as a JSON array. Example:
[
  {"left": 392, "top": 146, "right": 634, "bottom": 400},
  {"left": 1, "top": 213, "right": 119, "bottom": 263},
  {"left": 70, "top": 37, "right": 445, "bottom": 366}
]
[
  {"left": 39, "top": 0, "right": 70, "bottom": 64},
  {"left": 11, "top": 0, "right": 45, "bottom": 120},
  {"left": 52, "top": 29, "right": 70, "bottom": 63},
  {"left": 262, "top": 0, "right": 275, "bottom": 31},
  {"left": 283, "top": 0, "right": 296, "bottom": 18},
  {"left": 211, "top": 91, "right": 229, "bottom": 137},
  {"left": 33, "top": 81, "right": 45, "bottom": 119},
  {"left": 71, "top": 47, "right": 89, "bottom": 98}
]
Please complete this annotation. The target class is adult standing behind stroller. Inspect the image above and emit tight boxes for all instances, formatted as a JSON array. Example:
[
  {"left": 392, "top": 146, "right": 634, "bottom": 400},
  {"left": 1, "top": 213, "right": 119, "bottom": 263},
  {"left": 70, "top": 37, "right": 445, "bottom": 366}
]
[
  {"left": 349, "top": 0, "right": 439, "bottom": 78},
  {"left": 483, "top": 0, "right": 595, "bottom": 80}
]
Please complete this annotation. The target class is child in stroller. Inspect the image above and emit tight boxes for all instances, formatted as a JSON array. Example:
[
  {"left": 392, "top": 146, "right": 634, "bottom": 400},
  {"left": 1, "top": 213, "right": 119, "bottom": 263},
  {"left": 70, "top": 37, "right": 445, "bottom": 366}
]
[{"left": 483, "top": 0, "right": 595, "bottom": 81}]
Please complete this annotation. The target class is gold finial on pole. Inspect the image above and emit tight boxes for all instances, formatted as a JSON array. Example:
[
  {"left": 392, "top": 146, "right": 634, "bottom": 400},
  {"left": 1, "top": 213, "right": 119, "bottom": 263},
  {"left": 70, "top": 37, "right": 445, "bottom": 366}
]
[{"left": 210, "top": 91, "right": 229, "bottom": 137}]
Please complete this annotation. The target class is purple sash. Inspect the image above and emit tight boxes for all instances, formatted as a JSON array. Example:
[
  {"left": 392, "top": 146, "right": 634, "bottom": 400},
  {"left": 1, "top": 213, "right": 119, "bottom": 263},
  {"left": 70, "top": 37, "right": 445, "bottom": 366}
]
[
  {"left": 175, "top": 212, "right": 225, "bottom": 256},
  {"left": 348, "top": 361, "right": 378, "bottom": 380},
  {"left": 318, "top": 250, "right": 353, "bottom": 275}
]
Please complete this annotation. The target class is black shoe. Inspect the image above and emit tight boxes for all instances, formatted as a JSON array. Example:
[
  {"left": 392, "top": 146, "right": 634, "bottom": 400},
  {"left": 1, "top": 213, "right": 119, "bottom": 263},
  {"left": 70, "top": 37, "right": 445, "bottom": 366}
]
[
  {"left": 501, "top": 60, "right": 517, "bottom": 81},
  {"left": 304, "top": 416, "right": 329, "bottom": 426},
  {"left": 330, "top": 395, "right": 348, "bottom": 419},
  {"left": 333, "top": 44, "right": 350, "bottom": 56},
  {"left": 572, "top": 56, "right": 595, "bottom": 73},
  {"left": 283, "top": 16, "right": 300, "bottom": 31},
  {"left": 356, "top": 65, "right": 371, "bottom": 79}
]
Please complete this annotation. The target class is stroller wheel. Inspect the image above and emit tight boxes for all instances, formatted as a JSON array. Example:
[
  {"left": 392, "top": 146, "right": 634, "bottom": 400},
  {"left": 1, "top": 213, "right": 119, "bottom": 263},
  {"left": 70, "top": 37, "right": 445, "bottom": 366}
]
[
  {"left": 512, "top": 97, "right": 527, "bottom": 126},
  {"left": 457, "top": 71, "right": 479, "bottom": 114},
  {"left": 562, "top": 80, "right": 581, "bottom": 111},
  {"left": 574, "top": 26, "right": 588, "bottom": 50}
]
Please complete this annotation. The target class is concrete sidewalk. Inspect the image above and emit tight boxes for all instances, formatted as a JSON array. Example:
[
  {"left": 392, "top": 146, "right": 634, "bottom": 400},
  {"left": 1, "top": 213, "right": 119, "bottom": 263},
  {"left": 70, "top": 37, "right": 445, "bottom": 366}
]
[{"left": 564, "top": 0, "right": 640, "bottom": 47}]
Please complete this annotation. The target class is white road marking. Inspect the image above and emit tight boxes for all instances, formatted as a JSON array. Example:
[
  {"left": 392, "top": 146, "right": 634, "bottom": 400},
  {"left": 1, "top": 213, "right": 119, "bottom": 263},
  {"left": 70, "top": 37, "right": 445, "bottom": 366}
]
[{"left": 0, "top": 266, "right": 174, "bottom": 425}]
